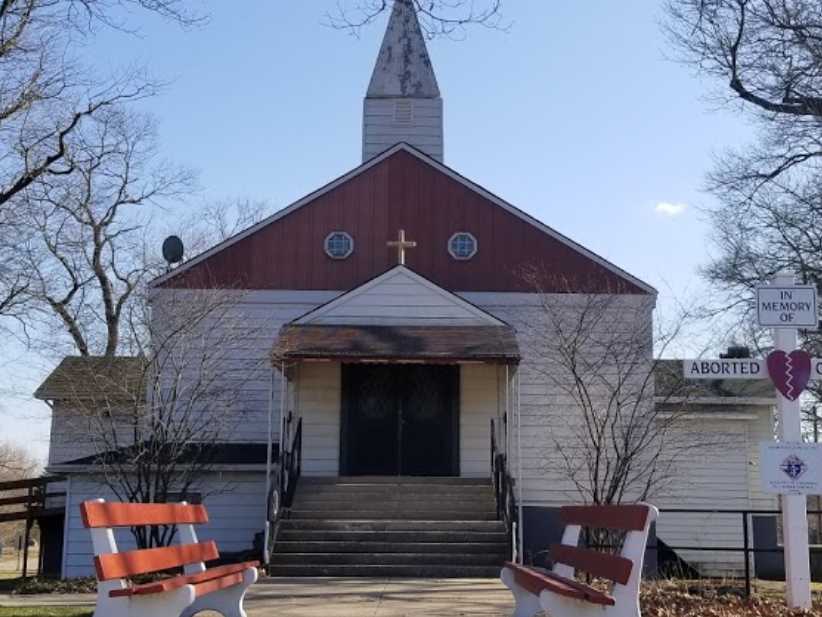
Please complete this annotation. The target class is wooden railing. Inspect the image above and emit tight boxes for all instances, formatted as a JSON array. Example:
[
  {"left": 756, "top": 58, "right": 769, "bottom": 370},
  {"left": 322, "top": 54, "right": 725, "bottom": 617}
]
[
  {"left": 490, "top": 418, "right": 517, "bottom": 560},
  {"left": 0, "top": 475, "right": 66, "bottom": 577}
]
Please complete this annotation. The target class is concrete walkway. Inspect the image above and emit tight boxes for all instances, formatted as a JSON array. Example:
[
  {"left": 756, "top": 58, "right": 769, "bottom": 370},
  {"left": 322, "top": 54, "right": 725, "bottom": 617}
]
[{"left": 0, "top": 577, "right": 515, "bottom": 616}]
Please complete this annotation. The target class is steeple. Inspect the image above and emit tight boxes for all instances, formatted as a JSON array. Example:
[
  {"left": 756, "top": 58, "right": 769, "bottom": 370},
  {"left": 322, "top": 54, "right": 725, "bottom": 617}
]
[{"left": 363, "top": 0, "right": 444, "bottom": 162}]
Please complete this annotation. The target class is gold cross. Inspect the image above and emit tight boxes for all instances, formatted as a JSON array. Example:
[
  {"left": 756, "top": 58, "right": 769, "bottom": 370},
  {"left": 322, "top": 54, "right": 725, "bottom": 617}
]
[{"left": 387, "top": 229, "right": 417, "bottom": 265}]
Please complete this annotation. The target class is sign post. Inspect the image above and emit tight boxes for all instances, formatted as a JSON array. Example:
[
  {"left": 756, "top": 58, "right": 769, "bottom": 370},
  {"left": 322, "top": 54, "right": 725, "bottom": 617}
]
[
  {"left": 683, "top": 272, "right": 818, "bottom": 609},
  {"left": 768, "top": 273, "right": 812, "bottom": 609}
]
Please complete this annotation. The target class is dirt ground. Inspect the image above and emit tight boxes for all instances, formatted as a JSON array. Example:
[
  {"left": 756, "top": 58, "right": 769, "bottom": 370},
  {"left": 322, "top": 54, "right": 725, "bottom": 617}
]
[
  {"left": 0, "top": 551, "right": 37, "bottom": 581},
  {"left": 1, "top": 577, "right": 821, "bottom": 617}
]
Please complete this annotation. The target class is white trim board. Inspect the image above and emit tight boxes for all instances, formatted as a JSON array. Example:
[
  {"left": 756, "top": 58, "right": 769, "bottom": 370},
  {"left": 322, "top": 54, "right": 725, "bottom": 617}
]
[{"left": 151, "top": 143, "right": 656, "bottom": 295}]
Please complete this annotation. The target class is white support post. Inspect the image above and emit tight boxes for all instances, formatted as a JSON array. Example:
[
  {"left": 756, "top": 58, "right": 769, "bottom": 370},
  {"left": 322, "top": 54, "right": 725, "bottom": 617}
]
[
  {"left": 516, "top": 368, "right": 524, "bottom": 564},
  {"left": 262, "top": 369, "right": 276, "bottom": 566},
  {"left": 773, "top": 272, "right": 812, "bottom": 609}
]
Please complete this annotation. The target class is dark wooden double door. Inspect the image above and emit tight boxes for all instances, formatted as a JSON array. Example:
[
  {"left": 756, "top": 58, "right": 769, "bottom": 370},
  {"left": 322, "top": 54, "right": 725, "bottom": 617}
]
[{"left": 341, "top": 364, "right": 459, "bottom": 476}]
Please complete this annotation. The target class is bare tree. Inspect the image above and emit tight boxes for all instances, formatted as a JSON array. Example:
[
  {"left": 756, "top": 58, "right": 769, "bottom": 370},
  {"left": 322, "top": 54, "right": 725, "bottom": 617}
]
[
  {"left": 50, "top": 287, "right": 268, "bottom": 548},
  {"left": 664, "top": 0, "right": 822, "bottom": 422},
  {"left": 0, "top": 206, "right": 29, "bottom": 328},
  {"left": 0, "top": 0, "right": 203, "bottom": 209},
  {"left": 0, "top": 442, "right": 38, "bottom": 476},
  {"left": 326, "top": 0, "right": 508, "bottom": 38},
  {"left": 9, "top": 103, "right": 273, "bottom": 362},
  {"left": 519, "top": 271, "right": 708, "bottom": 506},
  {"left": 189, "top": 198, "right": 272, "bottom": 247},
  {"left": 0, "top": 442, "right": 39, "bottom": 550},
  {"left": 14, "top": 107, "right": 193, "bottom": 357},
  {"left": 0, "top": 0, "right": 204, "bottom": 327},
  {"left": 664, "top": 0, "right": 822, "bottom": 294}
]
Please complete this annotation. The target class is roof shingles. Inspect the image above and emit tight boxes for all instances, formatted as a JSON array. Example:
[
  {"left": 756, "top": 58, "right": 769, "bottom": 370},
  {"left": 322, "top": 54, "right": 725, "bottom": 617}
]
[{"left": 34, "top": 356, "right": 146, "bottom": 402}]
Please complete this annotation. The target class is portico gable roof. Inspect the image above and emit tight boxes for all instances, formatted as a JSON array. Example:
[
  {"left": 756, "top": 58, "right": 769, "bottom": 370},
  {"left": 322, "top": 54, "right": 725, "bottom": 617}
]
[
  {"left": 274, "top": 265, "right": 519, "bottom": 364},
  {"left": 292, "top": 265, "right": 506, "bottom": 327}
]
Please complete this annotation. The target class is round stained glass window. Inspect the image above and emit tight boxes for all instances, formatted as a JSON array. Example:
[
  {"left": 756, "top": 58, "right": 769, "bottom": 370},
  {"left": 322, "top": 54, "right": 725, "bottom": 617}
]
[
  {"left": 324, "top": 231, "right": 354, "bottom": 259},
  {"left": 448, "top": 232, "right": 477, "bottom": 260}
]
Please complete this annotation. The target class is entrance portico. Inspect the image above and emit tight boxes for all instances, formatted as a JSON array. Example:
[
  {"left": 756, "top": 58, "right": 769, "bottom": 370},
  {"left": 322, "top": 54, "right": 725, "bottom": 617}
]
[{"left": 270, "top": 265, "right": 520, "bottom": 479}]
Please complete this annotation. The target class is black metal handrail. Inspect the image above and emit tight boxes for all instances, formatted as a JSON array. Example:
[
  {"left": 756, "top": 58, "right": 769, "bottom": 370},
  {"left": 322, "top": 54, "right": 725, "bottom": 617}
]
[
  {"left": 491, "top": 418, "right": 518, "bottom": 559},
  {"left": 278, "top": 411, "right": 303, "bottom": 510},
  {"left": 655, "top": 507, "right": 822, "bottom": 599},
  {"left": 267, "top": 412, "right": 303, "bottom": 566}
]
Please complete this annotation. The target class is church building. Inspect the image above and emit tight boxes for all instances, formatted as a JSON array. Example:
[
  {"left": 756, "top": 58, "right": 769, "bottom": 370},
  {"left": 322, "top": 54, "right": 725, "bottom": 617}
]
[{"left": 40, "top": 0, "right": 778, "bottom": 580}]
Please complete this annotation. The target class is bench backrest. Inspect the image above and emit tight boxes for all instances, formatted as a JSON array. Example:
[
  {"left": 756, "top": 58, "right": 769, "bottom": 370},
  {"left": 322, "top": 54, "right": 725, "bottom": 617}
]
[
  {"left": 81, "top": 499, "right": 213, "bottom": 595},
  {"left": 550, "top": 503, "right": 657, "bottom": 604}
]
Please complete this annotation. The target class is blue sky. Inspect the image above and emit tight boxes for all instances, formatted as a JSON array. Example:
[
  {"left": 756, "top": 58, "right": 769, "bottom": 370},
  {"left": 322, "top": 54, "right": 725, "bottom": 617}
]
[{"left": 0, "top": 1, "right": 753, "bottom": 461}]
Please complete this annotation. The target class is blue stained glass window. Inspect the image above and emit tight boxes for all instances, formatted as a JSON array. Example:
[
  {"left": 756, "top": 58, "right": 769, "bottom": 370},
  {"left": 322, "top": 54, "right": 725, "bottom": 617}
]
[
  {"left": 325, "top": 232, "right": 354, "bottom": 259},
  {"left": 449, "top": 232, "right": 477, "bottom": 260}
]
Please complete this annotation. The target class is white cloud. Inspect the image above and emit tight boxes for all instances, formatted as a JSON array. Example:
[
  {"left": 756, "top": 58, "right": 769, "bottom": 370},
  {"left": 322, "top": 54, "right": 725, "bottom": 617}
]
[{"left": 655, "top": 201, "right": 688, "bottom": 217}]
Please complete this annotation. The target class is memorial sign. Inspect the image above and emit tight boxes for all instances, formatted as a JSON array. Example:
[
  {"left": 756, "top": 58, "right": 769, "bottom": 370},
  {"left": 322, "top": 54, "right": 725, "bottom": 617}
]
[
  {"left": 760, "top": 442, "right": 822, "bottom": 496},
  {"left": 756, "top": 284, "right": 818, "bottom": 328},
  {"left": 682, "top": 274, "right": 819, "bottom": 609}
]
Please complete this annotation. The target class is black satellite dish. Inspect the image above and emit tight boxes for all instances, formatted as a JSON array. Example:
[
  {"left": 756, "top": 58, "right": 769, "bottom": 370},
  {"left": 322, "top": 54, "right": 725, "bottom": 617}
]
[{"left": 162, "top": 235, "right": 185, "bottom": 265}]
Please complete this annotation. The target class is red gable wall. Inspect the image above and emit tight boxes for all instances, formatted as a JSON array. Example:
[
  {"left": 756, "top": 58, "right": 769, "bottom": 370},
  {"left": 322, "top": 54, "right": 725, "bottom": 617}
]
[{"left": 161, "top": 150, "right": 648, "bottom": 294}]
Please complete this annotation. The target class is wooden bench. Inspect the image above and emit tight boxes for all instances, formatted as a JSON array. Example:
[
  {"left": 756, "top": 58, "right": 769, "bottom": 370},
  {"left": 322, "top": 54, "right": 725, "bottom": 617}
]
[
  {"left": 501, "top": 503, "right": 658, "bottom": 617},
  {"left": 81, "top": 498, "right": 259, "bottom": 617}
]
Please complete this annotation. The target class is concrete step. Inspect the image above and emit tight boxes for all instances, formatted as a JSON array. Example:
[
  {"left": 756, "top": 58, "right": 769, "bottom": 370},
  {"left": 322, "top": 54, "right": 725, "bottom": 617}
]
[
  {"left": 270, "top": 552, "right": 505, "bottom": 566},
  {"left": 265, "top": 564, "right": 503, "bottom": 578},
  {"left": 300, "top": 477, "right": 491, "bottom": 486},
  {"left": 294, "top": 492, "right": 493, "bottom": 501},
  {"left": 290, "top": 504, "right": 495, "bottom": 515},
  {"left": 293, "top": 493, "right": 494, "bottom": 504},
  {"left": 274, "top": 541, "right": 509, "bottom": 554},
  {"left": 298, "top": 482, "right": 493, "bottom": 491},
  {"left": 288, "top": 510, "right": 498, "bottom": 521},
  {"left": 280, "top": 520, "right": 506, "bottom": 532},
  {"left": 277, "top": 530, "right": 509, "bottom": 543}
]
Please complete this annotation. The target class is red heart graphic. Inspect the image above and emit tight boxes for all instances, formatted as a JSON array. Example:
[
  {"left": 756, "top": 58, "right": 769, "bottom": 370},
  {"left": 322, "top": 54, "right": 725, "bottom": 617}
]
[{"left": 767, "top": 350, "right": 812, "bottom": 401}]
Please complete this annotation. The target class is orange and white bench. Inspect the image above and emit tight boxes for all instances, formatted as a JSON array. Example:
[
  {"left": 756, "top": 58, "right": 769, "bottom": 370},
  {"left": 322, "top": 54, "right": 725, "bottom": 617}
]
[
  {"left": 501, "top": 503, "right": 658, "bottom": 617},
  {"left": 81, "top": 498, "right": 259, "bottom": 617}
]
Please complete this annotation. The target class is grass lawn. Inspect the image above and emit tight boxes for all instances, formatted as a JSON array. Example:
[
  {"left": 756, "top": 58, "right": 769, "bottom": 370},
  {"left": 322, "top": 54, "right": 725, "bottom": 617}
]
[{"left": 0, "top": 609, "right": 91, "bottom": 617}]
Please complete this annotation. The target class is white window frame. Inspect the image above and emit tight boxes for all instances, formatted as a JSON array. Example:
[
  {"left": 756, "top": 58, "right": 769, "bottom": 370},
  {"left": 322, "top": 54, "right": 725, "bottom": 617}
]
[
  {"left": 324, "top": 231, "right": 354, "bottom": 260},
  {"left": 448, "top": 232, "right": 478, "bottom": 260}
]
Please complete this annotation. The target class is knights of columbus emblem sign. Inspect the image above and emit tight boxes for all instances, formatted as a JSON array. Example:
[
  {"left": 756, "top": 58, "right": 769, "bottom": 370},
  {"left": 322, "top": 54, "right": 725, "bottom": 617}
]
[{"left": 781, "top": 454, "right": 808, "bottom": 481}]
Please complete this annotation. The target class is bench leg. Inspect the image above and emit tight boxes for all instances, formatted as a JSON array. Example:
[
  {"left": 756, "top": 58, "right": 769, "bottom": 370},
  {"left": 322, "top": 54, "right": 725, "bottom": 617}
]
[
  {"left": 93, "top": 586, "right": 196, "bottom": 617},
  {"left": 541, "top": 591, "right": 628, "bottom": 617},
  {"left": 181, "top": 566, "right": 259, "bottom": 617},
  {"left": 500, "top": 566, "right": 542, "bottom": 617}
]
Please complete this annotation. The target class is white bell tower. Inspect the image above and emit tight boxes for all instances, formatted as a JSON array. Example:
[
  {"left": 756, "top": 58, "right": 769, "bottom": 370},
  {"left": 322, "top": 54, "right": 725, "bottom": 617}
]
[{"left": 363, "top": 0, "right": 444, "bottom": 162}]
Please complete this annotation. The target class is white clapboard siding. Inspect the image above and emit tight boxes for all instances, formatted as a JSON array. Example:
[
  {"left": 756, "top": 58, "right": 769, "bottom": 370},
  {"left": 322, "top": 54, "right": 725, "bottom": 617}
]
[
  {"left": 363, "top": 98, "right": 443, "bottom": 162},
  {"left": 154, "top": 291, "right": 327, "bottom": 444},
  {"left": 47, "top": 404, "right": 121, "bottom": 465},
  {"left": 747, "top": 406, "right": 779, "bottom": 510},
  {"left": 296, "top": 267, "right": 501, "bottom": 326},
  {"left": 470, "top": 293, "right": 774, "bottom": 577},
  {"left": 460, "top": 364, "right": 503, "bottom": 477},
  {"left": 62, "top": 472, "right": 266, "bottom": 579},
  {"left": 297, "top": 362, "right": 341, "bottom": 476},
  {"left": 50, "top": 285, "right": 779, "bottom": 581},
  {"left": 652, "top": 419, "right": 753, "bottom": 574}
]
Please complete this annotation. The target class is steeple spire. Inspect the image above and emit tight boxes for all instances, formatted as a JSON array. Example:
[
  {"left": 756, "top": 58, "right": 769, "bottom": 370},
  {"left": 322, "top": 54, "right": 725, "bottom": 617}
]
[
  {"left": 363, "top": 0, "right": 444, "bottom": 162},
  {"left": 367, "top": 0, "right": 440, "bottom": 98}
]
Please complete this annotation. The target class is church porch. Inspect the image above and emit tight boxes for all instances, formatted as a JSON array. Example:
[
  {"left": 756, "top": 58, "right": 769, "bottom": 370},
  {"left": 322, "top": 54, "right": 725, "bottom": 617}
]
[
  {"left": 265, "top": 324, "right": 520, "bottom": 577},
  {"left": 272, "top": 323, "right": 520, "bottom": 479}
]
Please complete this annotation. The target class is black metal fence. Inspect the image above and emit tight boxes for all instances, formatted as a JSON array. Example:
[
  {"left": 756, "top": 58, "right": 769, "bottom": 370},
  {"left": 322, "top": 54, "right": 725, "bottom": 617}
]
[{"left": 656, "top": 508, "right": 822, "bottom": 598}]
